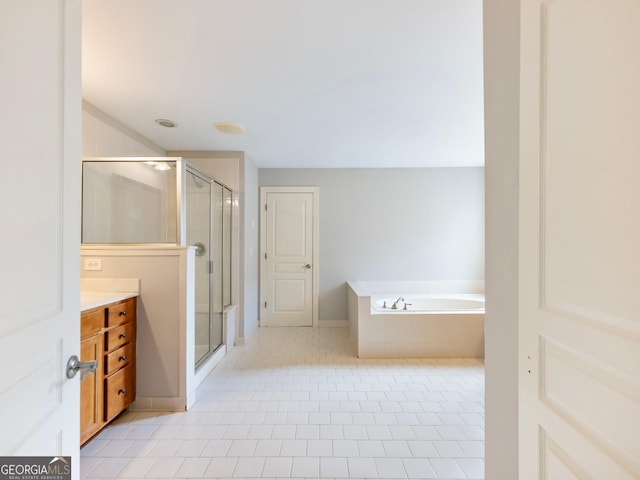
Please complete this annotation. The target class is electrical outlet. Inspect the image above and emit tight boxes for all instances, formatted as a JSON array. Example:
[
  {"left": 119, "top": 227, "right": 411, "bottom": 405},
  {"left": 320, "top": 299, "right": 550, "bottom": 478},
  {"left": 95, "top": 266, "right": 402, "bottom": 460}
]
[{"left": 84, "top": 258, "right": 103, "bottom": 271}]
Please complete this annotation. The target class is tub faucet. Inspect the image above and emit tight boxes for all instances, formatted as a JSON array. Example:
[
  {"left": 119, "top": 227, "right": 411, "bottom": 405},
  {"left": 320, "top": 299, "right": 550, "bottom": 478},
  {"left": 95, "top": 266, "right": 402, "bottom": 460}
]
[{"left": 391, "top": 297, "right": 404, "bottom": 309}]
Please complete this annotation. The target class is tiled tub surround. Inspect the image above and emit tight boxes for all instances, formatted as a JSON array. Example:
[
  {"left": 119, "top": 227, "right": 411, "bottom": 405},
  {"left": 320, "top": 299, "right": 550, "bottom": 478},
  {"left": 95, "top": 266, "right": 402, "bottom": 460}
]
[
  {"left": 81, "top": 327, "right": 484, "bottom": 479},
  {"left": 348, "top": 282, "right": 485, "bottom": 359}
]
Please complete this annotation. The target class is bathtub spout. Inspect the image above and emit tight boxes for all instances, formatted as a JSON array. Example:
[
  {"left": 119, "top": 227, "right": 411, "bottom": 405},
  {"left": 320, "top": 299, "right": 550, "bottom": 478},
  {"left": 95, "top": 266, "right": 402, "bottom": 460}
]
[{"left": 391, "top": 297, "right": 405, "bottom": 309}]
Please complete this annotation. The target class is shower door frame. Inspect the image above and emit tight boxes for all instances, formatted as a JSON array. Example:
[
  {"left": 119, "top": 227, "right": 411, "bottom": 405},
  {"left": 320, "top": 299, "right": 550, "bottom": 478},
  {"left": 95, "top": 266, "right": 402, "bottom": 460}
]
[{"left": 180, "top": 162, "right": 225, "bottom": 369}]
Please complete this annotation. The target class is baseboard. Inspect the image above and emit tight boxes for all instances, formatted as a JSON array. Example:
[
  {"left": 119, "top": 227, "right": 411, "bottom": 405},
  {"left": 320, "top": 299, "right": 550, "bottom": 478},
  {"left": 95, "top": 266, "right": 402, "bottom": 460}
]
[
  {"left": 318, "top": 320, "right": 349, "bottom": 328},
  {"left": 129, "top": 396, "right": 186, "bottom": 412}
]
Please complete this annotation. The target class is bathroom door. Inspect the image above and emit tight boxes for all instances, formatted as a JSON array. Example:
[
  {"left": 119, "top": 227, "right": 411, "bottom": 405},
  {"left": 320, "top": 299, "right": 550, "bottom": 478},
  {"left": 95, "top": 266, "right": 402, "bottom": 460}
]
[
  {"left": 519, "top": 1, "right": 640, "bottom": 478},
  {"left": 260, "top": 187, "right": 318, "bottom": 327},
  {"left": 0, "top": 0, "right": 82, "bottom": 462},
  {"left": 185, "top": 170, "right": 214, "bottom": 365}
]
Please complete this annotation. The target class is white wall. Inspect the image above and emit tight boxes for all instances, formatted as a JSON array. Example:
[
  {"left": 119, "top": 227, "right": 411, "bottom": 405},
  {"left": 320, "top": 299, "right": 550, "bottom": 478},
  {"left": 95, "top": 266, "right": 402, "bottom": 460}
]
[
  {"left": 82, "top": 100, "right": 165, "bottom": 157},
  {"left": 259, "top": 168, "right": 485, "bottom": 321},
  {"left": 242, "top": 156, "right": 260, "bottom": 341},
  {"left": 483, "top": 0, "right": 520, "bottom": 478}
]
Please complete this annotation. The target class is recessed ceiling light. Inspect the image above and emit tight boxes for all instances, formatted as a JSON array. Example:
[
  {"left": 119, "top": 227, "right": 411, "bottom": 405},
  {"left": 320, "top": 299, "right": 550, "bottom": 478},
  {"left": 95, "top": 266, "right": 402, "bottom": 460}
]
[
  {"left": 214, "top": 122, "right": 245, "bottom": 134},
  {"left": 155, "top": 118, "right": 177, "bottom": 128}
]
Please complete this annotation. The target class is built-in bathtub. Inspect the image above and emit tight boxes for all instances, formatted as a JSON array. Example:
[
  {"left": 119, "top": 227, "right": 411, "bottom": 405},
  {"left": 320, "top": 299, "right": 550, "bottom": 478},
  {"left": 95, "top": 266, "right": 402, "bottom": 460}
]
[{"left": 348, "top": 282, "right": 485, "bottom": 358}]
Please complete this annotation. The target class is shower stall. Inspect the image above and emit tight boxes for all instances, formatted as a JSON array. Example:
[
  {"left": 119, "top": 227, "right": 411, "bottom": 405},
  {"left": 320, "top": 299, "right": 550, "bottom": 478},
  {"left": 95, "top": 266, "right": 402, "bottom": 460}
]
[{"left": 82, "top": 158, "right": 232, "bottom": 368}]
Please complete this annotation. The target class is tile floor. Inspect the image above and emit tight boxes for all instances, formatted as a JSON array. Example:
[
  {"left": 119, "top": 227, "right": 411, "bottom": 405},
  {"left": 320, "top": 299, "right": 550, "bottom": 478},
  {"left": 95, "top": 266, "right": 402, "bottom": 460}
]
[{"left": 81, "top": 327, "right": 484, "bottom": 479}]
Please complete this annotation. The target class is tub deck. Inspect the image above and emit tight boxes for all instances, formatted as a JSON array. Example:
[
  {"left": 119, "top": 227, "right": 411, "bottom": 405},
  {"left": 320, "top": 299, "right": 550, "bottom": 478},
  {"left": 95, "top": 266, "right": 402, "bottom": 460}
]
[{"left": 348, "top": 282, "right": 485, "bottom": 359}]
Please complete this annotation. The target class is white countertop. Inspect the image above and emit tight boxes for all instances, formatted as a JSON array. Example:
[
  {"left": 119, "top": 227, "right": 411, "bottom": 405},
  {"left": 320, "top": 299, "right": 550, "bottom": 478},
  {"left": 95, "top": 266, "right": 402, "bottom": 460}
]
[{"left": 80, "top": 291, "right": 139, "bottom": 312}]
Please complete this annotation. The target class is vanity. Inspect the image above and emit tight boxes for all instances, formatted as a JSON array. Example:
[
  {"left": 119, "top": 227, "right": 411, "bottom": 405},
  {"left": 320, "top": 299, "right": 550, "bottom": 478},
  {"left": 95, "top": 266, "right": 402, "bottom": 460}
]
[{"left": 80, "top": 291, "right": 138, "bottom": 444}]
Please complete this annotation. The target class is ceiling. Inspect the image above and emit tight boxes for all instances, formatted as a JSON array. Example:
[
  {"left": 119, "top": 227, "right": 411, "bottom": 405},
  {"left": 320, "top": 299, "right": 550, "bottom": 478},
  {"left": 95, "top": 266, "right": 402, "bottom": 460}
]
[{"left": 82, "top": 0, "right": 484, "bottom": 168}]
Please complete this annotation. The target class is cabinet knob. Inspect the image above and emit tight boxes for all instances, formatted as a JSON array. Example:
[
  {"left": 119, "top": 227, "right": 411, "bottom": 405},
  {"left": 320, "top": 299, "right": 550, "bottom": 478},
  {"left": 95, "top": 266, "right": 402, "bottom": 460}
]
[
  {"left": 119, "top": 333, "right": 127, "bottom": 339},
  {"left": 119, "top": 355, "right": 126, "bottom": 361},
  {"left": 119, "top": 311, "right": 127, "bottom": 317},
  {"left": 118, "top": 388, "right": 126, "bottom": 395}
]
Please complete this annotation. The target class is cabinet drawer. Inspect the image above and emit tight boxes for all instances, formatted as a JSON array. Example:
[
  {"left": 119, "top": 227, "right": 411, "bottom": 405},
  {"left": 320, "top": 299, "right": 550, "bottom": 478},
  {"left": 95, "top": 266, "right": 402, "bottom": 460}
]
[
  {"left": 105, "top": 322, "right": 135, "bottom": 353},
  {"left": 104, "top": 364, "right": 135, "bottom": 422},
  {"left": 107, "top": 298, "right": 136, "bottom": 328},
  {"left": 81, "top": 308, "right": 104, "bottom": 339},
  {"left": 105, "top": 343, "right": 133, "bottom": 376}
]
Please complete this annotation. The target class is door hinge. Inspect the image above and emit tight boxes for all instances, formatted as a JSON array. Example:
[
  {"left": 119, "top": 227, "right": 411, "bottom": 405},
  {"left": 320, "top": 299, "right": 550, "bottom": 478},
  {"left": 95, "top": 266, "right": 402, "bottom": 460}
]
[
  {"left": 208, "top": 260, "right": 213, "bottom": 273},
  {"left": 264, "top": 252, "right": 267, "bottom": 260},
  {"left": 265, "top": 203, "right": 267, "bottom": 211},
  {"left": 264, "top": 301, "right": 267, "bottom": 308}
]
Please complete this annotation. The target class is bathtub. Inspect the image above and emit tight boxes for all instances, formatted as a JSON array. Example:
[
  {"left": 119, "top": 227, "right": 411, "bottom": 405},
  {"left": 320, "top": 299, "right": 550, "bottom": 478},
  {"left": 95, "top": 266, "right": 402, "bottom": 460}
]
[
  {"left": 372, "top": 295, "right": 485, "bottom": 314},
  {"left": 348, "top": 282, "right": 485, "bottom": 358}
]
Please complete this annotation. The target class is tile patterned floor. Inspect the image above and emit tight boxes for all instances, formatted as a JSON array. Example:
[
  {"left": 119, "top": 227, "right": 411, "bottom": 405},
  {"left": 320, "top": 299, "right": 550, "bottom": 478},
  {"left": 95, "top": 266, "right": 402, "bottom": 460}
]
[{"left": 81, "top": 327, "right": 484, "bottom": 479}]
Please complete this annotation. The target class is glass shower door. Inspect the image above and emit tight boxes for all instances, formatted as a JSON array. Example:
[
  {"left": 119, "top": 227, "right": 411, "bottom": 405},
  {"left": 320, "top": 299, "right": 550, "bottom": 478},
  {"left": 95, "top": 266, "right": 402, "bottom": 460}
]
[
  {"left": 185, "top": 169, "right": 214, "bottom": 366},
  {"left": 211, "top": 183, "right": 224, "bottom": 353}
]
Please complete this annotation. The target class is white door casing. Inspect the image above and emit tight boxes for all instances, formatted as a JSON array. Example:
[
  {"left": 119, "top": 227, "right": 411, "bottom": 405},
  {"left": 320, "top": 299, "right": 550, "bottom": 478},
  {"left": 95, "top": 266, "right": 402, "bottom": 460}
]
[
  {"left": 0, "top": 0, "right": 81, "bottom": 466},
  {"left": 260, "top": 187, "right": 318, "bottom": 327},
  {"left": 520, "top": 1, "right": 640, "bottom": 478}
]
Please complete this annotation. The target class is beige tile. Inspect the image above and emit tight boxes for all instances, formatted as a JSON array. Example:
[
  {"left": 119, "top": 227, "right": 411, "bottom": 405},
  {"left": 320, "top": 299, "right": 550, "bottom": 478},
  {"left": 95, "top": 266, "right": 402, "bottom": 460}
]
[
  {"left": 145, "top": 458, "right": 184, "bottom": 478},
  {"left": 262, "top": 457, "right": 292, "bottom": 478},
  {"left": 227, "top": 439, "right": 257, "bottom": 456},
  {"left": 174, "top": 458, "right": 210, "bottom": 478},
  {"left": 280, "top": 439, "right": 307, "bottom": 457},
  {"left": 115, "top": 457, "right": 156, "bottom": 478},
  {"left": 357, "top": 440, "right": 385, "bottom": 458},
  {"left": 82, "top": 327, "right": 485, "bottom": 479},
  {"left": 332, "top": 440, "right": 359, "bottom": 458},
  {"left": 430, "top": 458, "right": 465, "bottom": 478},
  {"left": 375, "top": 457, "right": 407, "bottom": 479},
  {"left": 253, "top": 439, "right": 282, "bottom": 457},
  {"left": 233, "top": 457, "right": 265, "bottom": 477},
  {"left": 320, "top": 457, "right": 348, "bottom": 478},
  {"left": 200, "top": 439, "right": 232, "bottom": 457},
  {"left": 307, "top": 439, "right": 332, "bottom": 457},
  {"left": 291, "top": 457, "right": 319, "bottom": 478},
  {"left": 84, "top": 457, "right": 128, "bottom": 478},
  {"left": 203, "top": 457, "right": 237, "bottom": 478},
  {"left": 402, "top": 458, "right": 437, "bottom": 479},
  {"left": 146, "top": 440, "right": 182, "bottom": 458},
  {"left": 174, "top": 440, "right": 207, "bottom": 457},
  {"left": 80, "top": 457, "right": 103, "bottom": 479}
]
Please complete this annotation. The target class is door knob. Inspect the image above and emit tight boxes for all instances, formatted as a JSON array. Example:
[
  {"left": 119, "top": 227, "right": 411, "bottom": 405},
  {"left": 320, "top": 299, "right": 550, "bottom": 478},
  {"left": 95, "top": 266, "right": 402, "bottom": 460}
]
[
  {"left": 192, "top": 242, "right": 206, "bottom": 257},
  {"left": 66, "top": 355, "right": 97, "bottom": 380},
  {"left": 304, "top": 264, "right": 311, "bottom": 269}
]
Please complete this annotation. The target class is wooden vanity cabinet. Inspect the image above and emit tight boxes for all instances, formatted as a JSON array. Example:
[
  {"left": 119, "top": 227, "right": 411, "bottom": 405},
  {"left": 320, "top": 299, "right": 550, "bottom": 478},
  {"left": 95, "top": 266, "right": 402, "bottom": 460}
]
[
  {"left": 103, "top": 297, "right": 136, "bottom": 423},
  {"left": 80, "top": 296, "right": 137, "bottom": 445},
  {"left": 80, "top": 308, "right": 103, "bottom": 445}
]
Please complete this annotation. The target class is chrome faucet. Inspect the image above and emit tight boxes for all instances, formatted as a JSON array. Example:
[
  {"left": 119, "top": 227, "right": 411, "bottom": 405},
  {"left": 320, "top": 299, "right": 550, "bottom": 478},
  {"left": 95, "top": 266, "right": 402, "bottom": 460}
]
[{"left": 391, "top": 297, "right": 404, "bottom": 309}]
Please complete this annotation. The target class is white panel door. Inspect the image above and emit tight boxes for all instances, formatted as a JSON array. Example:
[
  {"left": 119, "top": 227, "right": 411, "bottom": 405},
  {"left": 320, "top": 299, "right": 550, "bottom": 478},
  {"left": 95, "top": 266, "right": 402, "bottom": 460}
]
[
  {"left": 262, "top": 189, "right": 317, "bottom": 326},
  {"left": 520, "top": 1, "right": 640, "bottom": 478},
  {"left": 0, "top": 0, "right": 82, "bottom": 468}
]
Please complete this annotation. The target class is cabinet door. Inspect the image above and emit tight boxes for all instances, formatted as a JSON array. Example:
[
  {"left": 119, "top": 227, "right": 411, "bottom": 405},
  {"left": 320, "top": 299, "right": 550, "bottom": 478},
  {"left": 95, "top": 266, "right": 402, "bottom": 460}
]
[
  {"left": 104, "top": 364, "right": 135, "bottom": 423},
  {"left": 80, "top": 335, "right": 103, "bottom": 444}
]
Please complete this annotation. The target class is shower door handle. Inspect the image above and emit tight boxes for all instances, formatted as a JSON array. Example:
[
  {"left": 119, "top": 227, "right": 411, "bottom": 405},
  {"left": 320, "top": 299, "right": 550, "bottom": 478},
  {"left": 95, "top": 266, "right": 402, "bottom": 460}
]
[{"left": 192, "top": 242, "right": 206, "bottom": 257}]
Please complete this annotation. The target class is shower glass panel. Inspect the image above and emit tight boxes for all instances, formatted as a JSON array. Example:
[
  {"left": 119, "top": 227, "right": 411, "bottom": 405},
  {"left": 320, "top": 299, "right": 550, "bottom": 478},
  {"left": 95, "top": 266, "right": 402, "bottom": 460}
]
[
  {"left": 222, "top": 187, "right": 232, "bottom": 307},
  {"left": 211, "top": 183, "right": 224, "bottom": 352},
  {"left": 82, "top": 161, "right": 177, "bottom": 243},
  {"left": 185, "top": 169, "right": 214, "bottom": 366}
]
